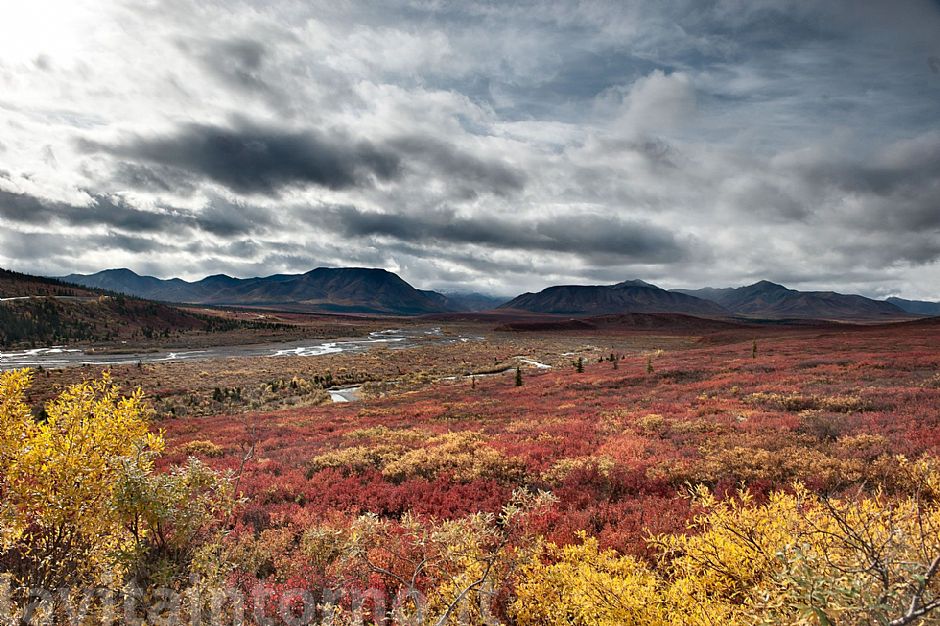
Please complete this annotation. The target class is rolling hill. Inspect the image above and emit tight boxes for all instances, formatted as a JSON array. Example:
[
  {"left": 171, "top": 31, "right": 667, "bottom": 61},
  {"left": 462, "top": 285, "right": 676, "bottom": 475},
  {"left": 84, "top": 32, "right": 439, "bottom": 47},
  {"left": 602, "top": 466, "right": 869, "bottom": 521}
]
[
  {"left": 62, "top": 267, "right": 454, "bottom": 315},
  {"left": 498, "top": 279, "right": 729, "bottom": 316},
  {"left": 677, "top": 281, "right": 908, "bottom": 320},
  {"left": 0, "top": 268, "right": 271, "bottom": 348},
  {"left": 0, "top": 268, "right": 100, "bottom": 299}
]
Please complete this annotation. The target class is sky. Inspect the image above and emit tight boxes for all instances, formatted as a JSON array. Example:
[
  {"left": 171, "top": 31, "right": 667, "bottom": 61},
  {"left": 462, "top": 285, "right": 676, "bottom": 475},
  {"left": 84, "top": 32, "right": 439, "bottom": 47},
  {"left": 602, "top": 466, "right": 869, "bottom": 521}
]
[{"left": 1, "top": 0, "right": 939, "bottom": 298}]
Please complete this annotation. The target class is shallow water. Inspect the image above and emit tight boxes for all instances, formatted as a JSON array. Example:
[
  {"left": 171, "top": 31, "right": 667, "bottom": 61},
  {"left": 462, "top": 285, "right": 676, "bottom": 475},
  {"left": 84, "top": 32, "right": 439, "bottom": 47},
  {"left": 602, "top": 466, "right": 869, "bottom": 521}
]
[
  {"left": 0, "top": 327, "right": 480, "bottom": 371},
  {"left": 327, "top": 386, "right": 362, "bottom": 403}
]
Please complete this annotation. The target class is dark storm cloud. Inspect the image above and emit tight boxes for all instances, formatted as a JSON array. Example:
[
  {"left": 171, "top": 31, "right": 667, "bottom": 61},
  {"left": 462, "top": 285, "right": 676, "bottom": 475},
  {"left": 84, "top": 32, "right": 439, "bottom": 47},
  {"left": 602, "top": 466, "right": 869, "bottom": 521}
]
[
  {"left": 318, "top": 205, "right": 688, "bottom": 262},
  {"left": 195, "top": 197, "right": 278, "bottom": 237},
  {"left": 0, "top": 231, "right": 85, "bottom": 267},
  {"left": 389, "top": 136, "right": 526, "bottom": 196},
  {"left": 798, "top": 158, "right": 940, "bottom": 201},
  {"left": 0, "top": 190, "right": 53, "bottom": 223},
  {"left": 0, "top": 190, "right": 270, "bottom": 238},
  {"left": 88, "top": 231, "right": 175, "bottom": 254},
  {"left": 69, "top": 195, "right": 192, "bottom": 232},
  {"left": 179, "top": 36, "right": 286, "bottom": 104},
  {"left": 772, "top": 133, "right": 940, "bottom": 239},
  {"left": 0, "top": 189, "right": 195, "bottom": 233},
  {"left": 371, "top": 239, "right": 540, "bottom": 276},
  {"left": 79, "top": 121, "right": 403, "bottom": 195},
  {"left": 81, "top": 121, "right": 527, "bottom": 198},
  {"left": 192, "top": 37, "right": 268, "bottom": 91},
  {"left": 110, "top": 162, "right": 197, "bottom": 194}
]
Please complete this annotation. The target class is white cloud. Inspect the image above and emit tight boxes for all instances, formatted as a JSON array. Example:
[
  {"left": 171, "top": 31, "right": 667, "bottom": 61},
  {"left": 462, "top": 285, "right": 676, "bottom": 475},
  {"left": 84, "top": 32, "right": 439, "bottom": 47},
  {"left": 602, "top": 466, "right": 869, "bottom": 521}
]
[{"left": 613, "top": 70, "right": 697, "bottom": 135}]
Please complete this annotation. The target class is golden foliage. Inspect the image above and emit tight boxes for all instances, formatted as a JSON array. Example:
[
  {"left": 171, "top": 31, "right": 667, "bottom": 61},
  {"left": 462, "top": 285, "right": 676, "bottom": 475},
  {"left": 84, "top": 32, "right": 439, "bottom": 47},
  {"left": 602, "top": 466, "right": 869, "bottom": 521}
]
[
  {"left": 349, "top": 489, "right": 555, "bottom": 625},
  {"left": 745, "top": 391, "right": 868, "bottom": 413},
  {"left": 541, "top": 455, "right": 616, "bottom": 484},
  {"left": 512, "top": 533, "right": 665, "bottom": 626},
  {"left": 182, "top": 438, "right": 225, "bottom": 457},
  {"left": 0, "top": 369, "right": 231, "bottom": 593},
  {"left": 344, "top": 425, "right": 427, "bottom": 444},
  {"left": 308, "top": 444, "right": 407, "bottom": 475},
  {"left": 381, "top": 431, "right": 525, "bottom": 483},
  {"left": 513, "top": 457, "right": 940, "bottom": 626},
  {"left": 692, "top": 444, "right": 864, "bottom": 487},
  {"left": 0, "top": 369, "right": 163, "bottom": 587},
  {"left": 635, "top": 413, "right": 669, "bottom": 435}
]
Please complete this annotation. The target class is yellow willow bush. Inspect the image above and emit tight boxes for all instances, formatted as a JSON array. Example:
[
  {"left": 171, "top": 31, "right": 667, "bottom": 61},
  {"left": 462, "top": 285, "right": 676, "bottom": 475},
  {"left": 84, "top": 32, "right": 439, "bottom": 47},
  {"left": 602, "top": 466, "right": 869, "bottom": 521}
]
[
  {"left": 512, "top": 456, "right": 940, "bottom": 626},
  {"left": 513, "top": 533, "right": 664, "bottom": 626},
  {"left": 0, "top": 369, "right": 163, "bottom": 588},
  {"left": 0, "top": 369, "right": 232, "bottom": 592}
]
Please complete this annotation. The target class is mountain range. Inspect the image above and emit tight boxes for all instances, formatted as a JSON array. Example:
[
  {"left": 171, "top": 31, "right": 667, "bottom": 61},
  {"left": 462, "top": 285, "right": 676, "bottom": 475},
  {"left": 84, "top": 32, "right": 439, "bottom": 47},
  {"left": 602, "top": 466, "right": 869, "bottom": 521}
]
[
  {"left": 59, "top": 268, "right": 939, "bottom": 320},
  {"left": 63, "top": 267, "right": 454, "bottom": 315},
  {"left": 503, "top": 278, "right": 939, "bottom": 320},
  {"left": 499, "top": 280, "right": 729, "bottom": 316},
  {"left": 676, "top": 281, "right": 906, "bottom": 320}
]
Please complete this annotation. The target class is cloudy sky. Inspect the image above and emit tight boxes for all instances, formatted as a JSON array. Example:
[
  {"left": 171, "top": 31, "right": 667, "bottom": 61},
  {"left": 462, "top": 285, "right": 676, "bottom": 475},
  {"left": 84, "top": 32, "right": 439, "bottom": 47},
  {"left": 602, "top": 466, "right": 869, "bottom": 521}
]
[{"left": 1, "top": 0, "right": 939, "bottom": 298}]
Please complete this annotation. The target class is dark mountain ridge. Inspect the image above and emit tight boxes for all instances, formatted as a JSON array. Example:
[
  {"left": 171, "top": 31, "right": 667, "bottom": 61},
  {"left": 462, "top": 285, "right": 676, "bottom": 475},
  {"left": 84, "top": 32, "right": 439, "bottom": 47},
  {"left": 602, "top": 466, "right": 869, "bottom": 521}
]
[
  {"left": 498, "top": 279, "right": 729, "bottom": 316},
  {"left": 62, "top": 267, "right": 454, "bottom": 315},
  {"left": 58, "top": 268, "right": 936, "bottom": 321},
  {"left": 677, "top": 280, "right": 908, "bottom": 320}
]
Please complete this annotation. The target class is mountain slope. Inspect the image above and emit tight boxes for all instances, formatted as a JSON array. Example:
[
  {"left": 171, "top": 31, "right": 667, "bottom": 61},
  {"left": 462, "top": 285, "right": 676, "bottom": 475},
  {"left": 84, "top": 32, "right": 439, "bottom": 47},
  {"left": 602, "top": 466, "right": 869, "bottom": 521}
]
[
  {"left": 1, "top": 268, "right": 99, "bottom": 298},
  {"left": 495, "top": 312, "right": 747, "bottom": 332},
  {"left": 887, "top": 297, "right": 940, "bottom": 316},
  {"left": 678, "top": 281, "right": 908, "bottom": 320},
  {"left": 62, "top": 267, "right": 454, "bottom": 315},
  {"left": 499, "top": 279, "right": 729, "bottom": 316},
  {"left": 62, "top": 267, "right": 207, "bottom": 302},
  {"left": 0, "top": 268, "right": 258, "bottom": 348}
]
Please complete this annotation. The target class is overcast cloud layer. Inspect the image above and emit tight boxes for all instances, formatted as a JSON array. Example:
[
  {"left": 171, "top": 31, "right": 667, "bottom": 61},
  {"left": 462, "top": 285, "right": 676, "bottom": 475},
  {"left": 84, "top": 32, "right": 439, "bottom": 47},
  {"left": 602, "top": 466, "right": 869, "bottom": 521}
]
[{"left": 1, "top": 0, "right": 939, "bottom": 298}]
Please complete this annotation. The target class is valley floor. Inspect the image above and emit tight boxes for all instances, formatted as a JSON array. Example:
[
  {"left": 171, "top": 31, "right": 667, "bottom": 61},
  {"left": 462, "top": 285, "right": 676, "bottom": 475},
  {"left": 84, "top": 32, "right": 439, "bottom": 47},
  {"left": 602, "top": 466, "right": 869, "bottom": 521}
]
[
  {"left": 10, "top": 317, "right": 940, "bottom": 623},
  {"left": 159, "top": 320, "right": 940, "bottom": 548}
]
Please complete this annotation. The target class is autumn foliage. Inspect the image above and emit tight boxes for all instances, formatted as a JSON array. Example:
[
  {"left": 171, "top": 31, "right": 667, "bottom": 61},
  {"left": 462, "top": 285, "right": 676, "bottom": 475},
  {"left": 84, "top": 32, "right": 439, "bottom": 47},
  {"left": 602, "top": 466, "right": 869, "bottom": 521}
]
[
  {"left": 4, "top": 320, "right": 940, "bottom": 623},
  {"left": 0, "top": 370, "right": 233, "bottom": 599}
]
